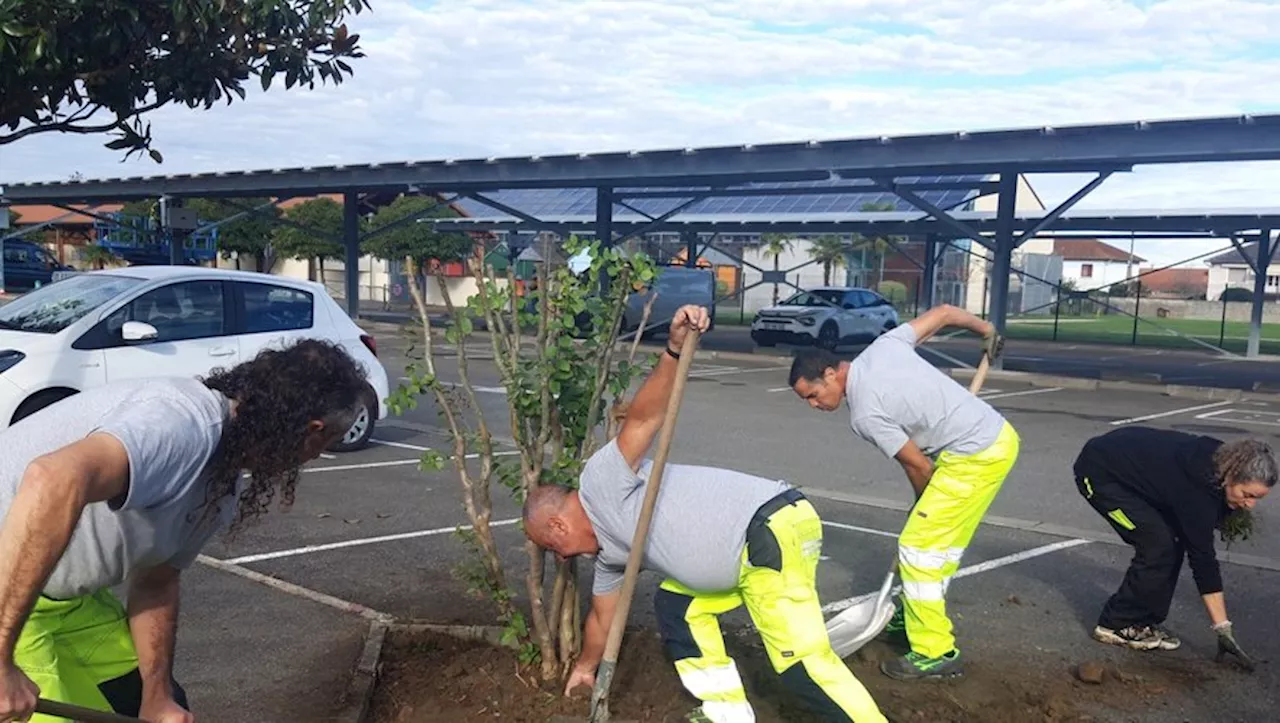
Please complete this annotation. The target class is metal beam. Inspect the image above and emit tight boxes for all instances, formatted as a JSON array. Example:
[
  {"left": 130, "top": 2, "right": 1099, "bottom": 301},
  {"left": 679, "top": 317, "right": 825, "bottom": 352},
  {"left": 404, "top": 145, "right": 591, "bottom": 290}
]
[
  {"left": 596, "top": 187, "right": 613, "bottom": 293},
  {"left": 611, "top": 194, "right": 710, "bottom": 246},
  {"left": 988, "top": 173, "right": 1019, "bottom": 365},
  {"left": 922, "top": 235, "right": 938, "bottom": 310},
  {"left": 1247, "top": 228, "right": 1275, "bottom": 357},
  {"left": 8, "top": 114, "right": 1280, "bottom": 203},
  {"left": 1015, "top": 171, "right": 1112, "bottom": 245},
  {"left": 1230, "top": 236, "right": 1260, "bottom": 274},
  {"left": 616, "top": 180, "right": 996, "bottom": 200},
  {"left": 464, "top": 192, "right": 559, "bottom": 232},
  {"left": 343, "top": 192, "right": 361, "bottom": 317},
  {"left": 874, "top": 178, "right": 994, "bottom": 250}
]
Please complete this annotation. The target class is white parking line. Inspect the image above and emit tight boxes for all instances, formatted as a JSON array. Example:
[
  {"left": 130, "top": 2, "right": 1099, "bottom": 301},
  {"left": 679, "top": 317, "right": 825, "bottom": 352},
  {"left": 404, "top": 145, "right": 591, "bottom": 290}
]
[
  {"left": 221, "top": 519, "right": 522, "bottom": 565},
  {"left": 305, "top": 449, "right": 520, "bottom": 473},
  {"left": 1109, "top": 400, "right": 1232, "bottom": 426},
  {"left": 821, "top": 520, "right": 899, "bottom": 539},
  {"left": 979, "top": 387, "right": 1064, "bottom": 401},
  {"left": 1195, "top": 409, "right": 1280, "bottom": 427},
  {"left": 689, "top": 365, "right": 790, "bottom": 378},
  {"left": 400, "top": 377, "right": 508, "bottom": 394},
  {"left": 767, "top": 386, "right": 792, "bottom": 393},
  {"left": 319, "top": 453, "right": 337, "bottom": 459},
  {"left": 820, "top": 538, "right": 1091, "bottom": 614}
]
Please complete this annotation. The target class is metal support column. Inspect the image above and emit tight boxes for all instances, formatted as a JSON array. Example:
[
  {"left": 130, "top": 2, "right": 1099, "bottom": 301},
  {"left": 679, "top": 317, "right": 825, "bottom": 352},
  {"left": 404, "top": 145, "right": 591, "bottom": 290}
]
[
  {"left": 922, "top": 234, "right": 938, "bottom": 310},
  {"left": 343, "top": 191, "right": 360, "bottom": 317},
  {"left": 988, "top": 174, "right": 1018, "bottom": 368},
  {"left": 683, "top": 230, "right": 697, "bottom": 268},
  {"left": 1247, "top": 227, "right": 1273, "bottom": 358},
  {"left": 595, "top": 187, "right": 614, "bottom": 293}
]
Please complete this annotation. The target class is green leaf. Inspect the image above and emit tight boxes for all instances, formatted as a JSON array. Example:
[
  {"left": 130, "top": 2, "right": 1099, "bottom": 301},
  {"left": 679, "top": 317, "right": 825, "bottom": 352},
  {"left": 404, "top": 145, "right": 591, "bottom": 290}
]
[{"left": 148, "top": 149, "right": 163, "bottom": 163}]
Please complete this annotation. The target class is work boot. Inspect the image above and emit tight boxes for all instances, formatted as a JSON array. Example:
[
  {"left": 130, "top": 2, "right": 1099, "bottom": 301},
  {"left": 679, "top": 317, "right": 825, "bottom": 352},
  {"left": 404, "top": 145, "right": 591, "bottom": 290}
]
[
  {"left": 879, "top": 649, "right": 964, "bottom": 681},
  {"left": 1092, "top": 624, "right": 1179, "bottom": 651},
  {"left": 876, "top": 605, "right": 909, "bottom": 648}
]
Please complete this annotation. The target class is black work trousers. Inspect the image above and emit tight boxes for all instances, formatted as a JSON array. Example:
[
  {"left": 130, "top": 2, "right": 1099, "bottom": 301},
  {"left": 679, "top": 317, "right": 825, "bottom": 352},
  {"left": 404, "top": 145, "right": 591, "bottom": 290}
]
[{"left": 1074, "top": 471, "right": 1185, "bottom": 630}]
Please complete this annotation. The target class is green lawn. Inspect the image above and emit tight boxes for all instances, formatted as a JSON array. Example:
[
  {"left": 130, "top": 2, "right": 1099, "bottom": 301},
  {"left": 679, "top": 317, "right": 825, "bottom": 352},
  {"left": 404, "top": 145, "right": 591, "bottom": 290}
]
[{"left": 1005, "top": 314, "right": 1280, "bottom": 355}]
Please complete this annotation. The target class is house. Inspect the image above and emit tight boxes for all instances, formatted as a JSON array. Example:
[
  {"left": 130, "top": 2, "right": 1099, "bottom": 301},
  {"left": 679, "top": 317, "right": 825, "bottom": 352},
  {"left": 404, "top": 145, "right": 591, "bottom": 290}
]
[
  {"left": 1136, "top": 267, "right": 1208, "bottom": 299},
  {"left": 1051, "top": 239, "right": 1145, "bottom": 291},
  {"left": 1205, "top": 241, "right": 1280, "bottom": 301}
]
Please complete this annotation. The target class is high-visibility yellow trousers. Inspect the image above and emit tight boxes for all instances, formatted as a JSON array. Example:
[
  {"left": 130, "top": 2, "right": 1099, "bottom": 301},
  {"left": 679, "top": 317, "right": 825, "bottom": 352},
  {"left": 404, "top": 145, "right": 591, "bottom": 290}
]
[
  {"left": 898, "top": 421, "right": 1020, "bottom": 659},
  {"left": 654, "top": 490, "right": 886, "bottom": 722},
  {"left": 14, "top": 589, "right": 189, "bottom": 722}
]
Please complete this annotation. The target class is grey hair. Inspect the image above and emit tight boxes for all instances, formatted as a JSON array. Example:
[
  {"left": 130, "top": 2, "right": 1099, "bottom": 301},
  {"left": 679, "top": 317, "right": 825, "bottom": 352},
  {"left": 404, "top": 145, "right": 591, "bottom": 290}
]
[{"left": 1214, "top": 439, "right": 1280, "bottom": 488}]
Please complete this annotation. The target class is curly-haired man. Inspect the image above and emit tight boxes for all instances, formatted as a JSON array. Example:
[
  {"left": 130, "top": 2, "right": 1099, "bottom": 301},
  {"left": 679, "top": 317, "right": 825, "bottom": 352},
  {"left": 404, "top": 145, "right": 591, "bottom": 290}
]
[{"left": 0, "top": 339, "right": 373, "bottom": 723}]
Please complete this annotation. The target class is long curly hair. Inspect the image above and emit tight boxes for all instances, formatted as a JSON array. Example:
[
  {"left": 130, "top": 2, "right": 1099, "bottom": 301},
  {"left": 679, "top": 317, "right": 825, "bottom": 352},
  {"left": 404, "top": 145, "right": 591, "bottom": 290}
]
[
  {"left": 200, "top": 338, "right": 371, "bottom": 532},
  {"left": 1213, "top": 439, "right": 1279, "bottom": 488}
]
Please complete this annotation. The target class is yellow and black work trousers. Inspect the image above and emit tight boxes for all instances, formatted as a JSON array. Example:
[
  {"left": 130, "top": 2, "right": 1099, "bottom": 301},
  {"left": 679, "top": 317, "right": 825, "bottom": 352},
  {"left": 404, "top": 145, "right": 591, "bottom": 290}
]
[
  {"left": 897, "top": 421, "right": 1020, "bottom": 659},
  {"left": 15, "top": 589, "right": 190, "bottom": 723},
  {"left": 653, "top": 488, "right": 886, "bottom": 723},
  {"left": 1075, "top": 469, "right": 1184, "bottom": 630}
]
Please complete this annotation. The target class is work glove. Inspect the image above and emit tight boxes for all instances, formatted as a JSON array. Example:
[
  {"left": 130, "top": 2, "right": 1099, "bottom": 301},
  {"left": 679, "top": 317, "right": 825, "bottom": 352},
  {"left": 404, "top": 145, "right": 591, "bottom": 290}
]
[
  {"left": 1214, "top": 621, "right": 1257, "bottom": 672},
  {"left": 981, "top": 329, "right": 1004, "bottom": 362}
]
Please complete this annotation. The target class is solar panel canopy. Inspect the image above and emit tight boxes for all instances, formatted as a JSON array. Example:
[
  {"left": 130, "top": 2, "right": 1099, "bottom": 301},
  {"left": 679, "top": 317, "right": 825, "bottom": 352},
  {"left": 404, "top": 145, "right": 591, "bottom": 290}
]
[{"left": 452, "top": 175, "right": 990, "bottom": 221}]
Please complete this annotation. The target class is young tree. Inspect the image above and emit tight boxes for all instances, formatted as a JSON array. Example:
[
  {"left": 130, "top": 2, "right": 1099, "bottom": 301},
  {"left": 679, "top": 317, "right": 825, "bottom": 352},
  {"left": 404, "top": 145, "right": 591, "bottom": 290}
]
[
  {"left": 388, "top": 236, "right": 659, "bottom": 683},
  {"left": 186, "top": 197, "right": 280, "bottom": 272},
  {"left": 0, "top": 0, "right": 371, "bottom": 160},
  {"left": 271, "top": 198, "right": 346, "bottom": 282}
]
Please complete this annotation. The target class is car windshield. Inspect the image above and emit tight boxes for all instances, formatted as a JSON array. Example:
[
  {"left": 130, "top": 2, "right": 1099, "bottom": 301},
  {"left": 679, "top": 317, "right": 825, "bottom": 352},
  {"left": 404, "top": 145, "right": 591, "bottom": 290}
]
[
  {"left": 0, "top": 274, "right": 144, "bottom": 334},
  {"left": 781, "top": 290, "right": 844, "bottom": 307}
]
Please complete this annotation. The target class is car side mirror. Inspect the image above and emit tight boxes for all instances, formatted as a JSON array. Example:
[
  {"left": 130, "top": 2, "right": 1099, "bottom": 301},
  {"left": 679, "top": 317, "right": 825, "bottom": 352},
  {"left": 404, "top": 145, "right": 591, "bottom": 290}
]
[{"left": 121, "top": 321, "right": 159, "bottom": 342}]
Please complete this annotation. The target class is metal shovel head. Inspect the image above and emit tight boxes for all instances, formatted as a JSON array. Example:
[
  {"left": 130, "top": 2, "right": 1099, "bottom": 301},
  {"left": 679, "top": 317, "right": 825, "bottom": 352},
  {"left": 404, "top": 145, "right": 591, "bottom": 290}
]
[{"left": 826, "top": 594, "right": 895, "bottom": 659}]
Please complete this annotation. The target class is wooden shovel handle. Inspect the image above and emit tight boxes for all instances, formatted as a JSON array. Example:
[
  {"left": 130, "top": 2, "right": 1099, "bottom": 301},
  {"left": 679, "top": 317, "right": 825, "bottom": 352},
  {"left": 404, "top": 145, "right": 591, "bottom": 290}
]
[
  {"left": 968, "top": 351, "right": 991, "bottom": 396},
  {"left": 600, "top": 330, "right": 701, "bottom": 665},
  {"left": 36, "top": 699, "right": 144, "bottom": 723}
]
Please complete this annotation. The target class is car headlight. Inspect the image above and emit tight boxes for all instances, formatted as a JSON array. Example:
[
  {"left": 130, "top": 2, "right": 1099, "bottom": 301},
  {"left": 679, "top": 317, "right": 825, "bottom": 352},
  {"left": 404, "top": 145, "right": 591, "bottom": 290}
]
[
  {"left": 796, "top": 314, "right": 817, "bottom": 327},
  {"left": 0, "top": 350, "right": 24, "bottom": 374}
]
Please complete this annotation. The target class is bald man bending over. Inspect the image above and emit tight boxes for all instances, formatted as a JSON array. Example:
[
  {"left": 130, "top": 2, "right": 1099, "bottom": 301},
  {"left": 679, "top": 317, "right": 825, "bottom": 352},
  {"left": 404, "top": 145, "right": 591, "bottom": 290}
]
[{"left": 523, "top": 305, "right": 885, "bottom": 723}]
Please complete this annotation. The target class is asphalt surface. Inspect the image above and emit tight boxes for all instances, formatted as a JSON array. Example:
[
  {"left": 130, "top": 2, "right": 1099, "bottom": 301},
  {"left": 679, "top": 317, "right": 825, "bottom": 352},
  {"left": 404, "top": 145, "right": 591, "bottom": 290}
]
[
  {"left": 360, "top": 308, "right": 1280, "bottom": 391},
  {"left": 172, "top": 328, "right": 1280, "bottom": 722}
]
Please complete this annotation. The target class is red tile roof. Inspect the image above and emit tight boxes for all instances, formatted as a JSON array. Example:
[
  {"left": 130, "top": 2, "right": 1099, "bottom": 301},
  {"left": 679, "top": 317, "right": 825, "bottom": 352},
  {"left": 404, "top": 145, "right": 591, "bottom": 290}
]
[
  {"left": 8, "top": 204, "right": 122, "bottom": 225},
  {"left": 1052, "top": 239, "right": 1145, "bottom": 263},
  {"left": 1138, "top": 267, "right": 1207, "bottom": 295}
]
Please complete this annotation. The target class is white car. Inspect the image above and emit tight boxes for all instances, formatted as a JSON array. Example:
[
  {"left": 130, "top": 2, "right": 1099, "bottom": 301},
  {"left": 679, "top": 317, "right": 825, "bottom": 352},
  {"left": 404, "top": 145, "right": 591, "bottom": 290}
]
[
  {"left": 750, "top": 287, "right": 901, "bottom": 350},
  {"left": 0, "top": 266, "right": 390, "bottom": 451}
]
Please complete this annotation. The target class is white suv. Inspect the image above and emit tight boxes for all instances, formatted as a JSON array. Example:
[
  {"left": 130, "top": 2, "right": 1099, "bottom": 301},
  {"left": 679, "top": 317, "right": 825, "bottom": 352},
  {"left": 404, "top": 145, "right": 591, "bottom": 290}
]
[
  {"left": 750, "top": 287, "right": 900, "bottom": 350},
  {"left": 0, "top": 266, "right": 390, "bottom": 451}
]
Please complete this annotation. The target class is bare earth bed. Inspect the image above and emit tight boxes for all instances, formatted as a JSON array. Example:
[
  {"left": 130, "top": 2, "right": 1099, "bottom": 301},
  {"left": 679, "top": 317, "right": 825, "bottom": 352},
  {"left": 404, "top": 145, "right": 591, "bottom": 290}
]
[{"left": 367, "top": 626, "right": 1218, "bottom": 723}]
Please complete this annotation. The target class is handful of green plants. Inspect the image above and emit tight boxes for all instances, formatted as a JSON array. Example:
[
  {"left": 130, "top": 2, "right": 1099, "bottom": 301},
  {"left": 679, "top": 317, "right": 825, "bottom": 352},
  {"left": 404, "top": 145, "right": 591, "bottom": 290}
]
[{"left": 1219, "top": 508, "right": 1256, "bottom": 546}]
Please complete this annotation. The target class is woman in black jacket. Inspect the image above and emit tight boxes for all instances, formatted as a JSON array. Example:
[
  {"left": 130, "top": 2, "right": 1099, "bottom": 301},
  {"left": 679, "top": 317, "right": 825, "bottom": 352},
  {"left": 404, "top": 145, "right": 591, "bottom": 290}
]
[{"left": 1073, "top": 426, "right": 1277, "bottom": 668}]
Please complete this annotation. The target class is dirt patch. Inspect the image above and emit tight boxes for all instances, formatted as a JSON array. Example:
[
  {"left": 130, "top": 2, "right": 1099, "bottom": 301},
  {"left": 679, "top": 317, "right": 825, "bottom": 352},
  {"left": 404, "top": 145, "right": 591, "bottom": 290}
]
[{"left": 368, "top": 626, "right": 1218, "bottom": 723}]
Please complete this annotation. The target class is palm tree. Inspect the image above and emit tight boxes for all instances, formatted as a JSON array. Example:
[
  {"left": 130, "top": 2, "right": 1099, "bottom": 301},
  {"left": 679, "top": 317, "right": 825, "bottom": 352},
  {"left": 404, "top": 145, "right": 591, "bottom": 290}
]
[
  {"left": 809, "top": 234, "right": 850, "bottom": 286},
  {"left": 759, "top": 233, "right": 794, "bottom": 305}
]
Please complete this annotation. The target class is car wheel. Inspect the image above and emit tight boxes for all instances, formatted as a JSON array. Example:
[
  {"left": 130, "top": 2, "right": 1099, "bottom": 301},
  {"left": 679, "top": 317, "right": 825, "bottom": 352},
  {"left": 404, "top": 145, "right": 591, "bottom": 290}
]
[
  {"left": 817, "top": 322, "right": 839, "bottom": 351},
  {"left": 11, "top": 389, "right": 79, "bottom": 425},
  {"left": 330, "top": 391, "right": 377, "bottom": 453}
]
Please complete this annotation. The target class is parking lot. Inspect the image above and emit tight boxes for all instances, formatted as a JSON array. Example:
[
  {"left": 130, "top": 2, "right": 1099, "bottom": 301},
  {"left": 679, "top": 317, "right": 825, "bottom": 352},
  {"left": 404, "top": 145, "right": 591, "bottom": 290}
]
[{"left": 178, "top": 328, "right": 1280, "bottom": 722}]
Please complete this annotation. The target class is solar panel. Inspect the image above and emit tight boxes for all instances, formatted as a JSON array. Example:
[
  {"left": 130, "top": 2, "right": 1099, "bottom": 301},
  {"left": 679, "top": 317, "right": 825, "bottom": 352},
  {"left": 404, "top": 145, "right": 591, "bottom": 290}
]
[{"left": 451, "top": 174, "right": 993, "bottom": 221}]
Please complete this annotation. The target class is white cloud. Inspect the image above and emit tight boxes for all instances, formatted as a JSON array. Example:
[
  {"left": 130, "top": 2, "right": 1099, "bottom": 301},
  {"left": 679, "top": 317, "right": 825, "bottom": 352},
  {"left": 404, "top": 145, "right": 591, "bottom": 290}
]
[{"left": 4, "top": 0, "right": 1280, "bottom": 241}]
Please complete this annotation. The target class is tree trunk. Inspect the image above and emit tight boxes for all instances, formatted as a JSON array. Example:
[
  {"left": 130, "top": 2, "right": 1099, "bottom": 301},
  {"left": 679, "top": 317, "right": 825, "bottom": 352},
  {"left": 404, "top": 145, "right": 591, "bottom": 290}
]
[{"left": 772, "top": 256, "right": 780, "bottom": 305}]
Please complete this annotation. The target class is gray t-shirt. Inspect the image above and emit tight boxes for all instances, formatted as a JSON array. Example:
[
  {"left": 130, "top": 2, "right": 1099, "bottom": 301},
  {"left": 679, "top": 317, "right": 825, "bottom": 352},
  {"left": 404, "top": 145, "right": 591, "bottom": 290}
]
[
  {"left": 578, "top": 439, "right": 790, "bottom": 596},
  {"left": 0, "top": 377, "right": 235, "bottom": 599},
  {"left": 847, "top": 324, "right": 1005, "bottom": 459}
]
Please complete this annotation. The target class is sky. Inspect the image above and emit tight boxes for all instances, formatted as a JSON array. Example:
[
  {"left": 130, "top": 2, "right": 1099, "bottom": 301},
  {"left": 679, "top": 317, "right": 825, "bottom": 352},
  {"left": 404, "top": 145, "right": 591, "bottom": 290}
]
[{"left": 5, "top": 0, "right": 1280, "bottom": 268}]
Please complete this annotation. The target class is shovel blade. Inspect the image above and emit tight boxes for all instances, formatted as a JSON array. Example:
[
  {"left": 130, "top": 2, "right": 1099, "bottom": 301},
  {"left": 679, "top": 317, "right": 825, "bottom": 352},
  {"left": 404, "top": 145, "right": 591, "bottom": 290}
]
[{"left": 826, "top": 597, "right": 896, "bottom": 659}]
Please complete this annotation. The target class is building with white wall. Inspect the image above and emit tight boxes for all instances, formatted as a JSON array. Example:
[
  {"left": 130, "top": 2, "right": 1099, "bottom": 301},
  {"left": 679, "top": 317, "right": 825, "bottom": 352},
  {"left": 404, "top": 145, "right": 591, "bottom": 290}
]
[
  {"left": 1206, "top": 241, "right": 1280, "bottom": 301},
  {"left": 1051, "top": 239, "right": 1144, "bottom": 292}
]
